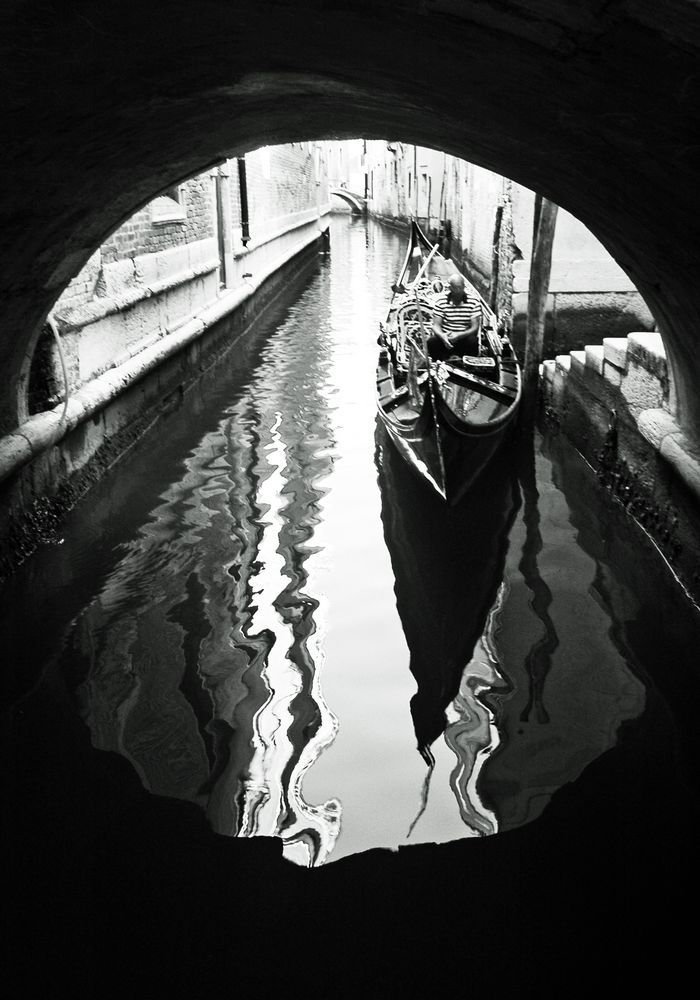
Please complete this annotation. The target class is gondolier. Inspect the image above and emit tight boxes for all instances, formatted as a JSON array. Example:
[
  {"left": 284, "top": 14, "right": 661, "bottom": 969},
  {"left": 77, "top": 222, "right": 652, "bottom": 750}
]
[
  {"left": 376, "top": 221, "right": 521, "bottom": 504},
  {"left": 428, "top": 274, "right": 483, "bottom": 360}
]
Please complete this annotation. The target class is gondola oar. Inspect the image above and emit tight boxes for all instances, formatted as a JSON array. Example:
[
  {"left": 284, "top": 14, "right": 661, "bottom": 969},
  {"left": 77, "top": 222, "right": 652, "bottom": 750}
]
[
  {"left": 413, "top": 289, "right": 447, "bottom": 496},
  {"left": 413, "top": 240, "right": 442, "bottom": 286}
]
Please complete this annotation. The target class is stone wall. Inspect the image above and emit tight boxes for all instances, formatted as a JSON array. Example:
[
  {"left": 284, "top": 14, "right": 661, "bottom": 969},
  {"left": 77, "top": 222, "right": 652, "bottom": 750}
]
[
  {"left": 459, "top": 162, "right": 506, "bottom": 297},
  {"left": 491, "top": 180, "right": 516, "bottom": 322},
  {"left": 1, "top": 143, "right": 331, "bottom": 578},
  {"left": 244, "top": 143, "right": 325, "bottom": 244},
  {"left": 542, "top": 332, "right": 700, "bottom": 597},
  {"left": 102, "top": 175, "right": 215, "bottom": 263},
  {"left": 27, "top": 146, "right": 331, "bottom": 417},
  {"left": 28, "top": 172, "right": 219, "bottom": 416},
  {"left": 47, "top": 238, "right": 220, "bottom": 395},
  {"left": 57, "top": 175, "right": 215, "bottom": 314},
  {"left": 0, "top": 221, "right": 327, "bottom": 582}
]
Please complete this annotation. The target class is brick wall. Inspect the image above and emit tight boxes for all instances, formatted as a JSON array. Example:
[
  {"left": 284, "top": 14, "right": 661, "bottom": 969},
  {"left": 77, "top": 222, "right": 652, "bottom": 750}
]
[
  {"left": 102, "top": 174, "right": 214, "bottom": 263},
  {"left": 230, "top": 143, "right": 321, "bottom": 247},
  {"left": 53, "top": 145, "right": 326, "bottom": 321},
  {"left": 54, "top": 175, "right": 215, "bottom": 318}
]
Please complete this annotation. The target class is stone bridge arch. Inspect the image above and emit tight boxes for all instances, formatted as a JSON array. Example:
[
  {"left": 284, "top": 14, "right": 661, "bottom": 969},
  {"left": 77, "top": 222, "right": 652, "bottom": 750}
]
[
  {"left": 329, "top": 188, "right": 366, "bottom": 214},
  {"left": 2, "top": 1, "right": 700, "bottom": 440}
]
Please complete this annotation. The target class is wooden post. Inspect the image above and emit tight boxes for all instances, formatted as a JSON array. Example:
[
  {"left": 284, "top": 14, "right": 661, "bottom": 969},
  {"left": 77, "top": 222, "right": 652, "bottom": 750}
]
[{"left": 521, "top": 195, "right": 558, "bottom": 423}]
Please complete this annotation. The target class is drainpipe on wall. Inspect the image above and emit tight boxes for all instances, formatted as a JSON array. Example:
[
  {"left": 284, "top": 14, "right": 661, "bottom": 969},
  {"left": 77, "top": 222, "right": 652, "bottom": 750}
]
[{"left": 237, "top": 156, "right": 250, "bottom": 246}]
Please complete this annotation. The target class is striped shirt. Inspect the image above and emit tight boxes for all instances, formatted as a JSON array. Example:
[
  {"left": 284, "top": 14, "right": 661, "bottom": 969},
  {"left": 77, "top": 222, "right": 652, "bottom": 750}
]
[{"left": 432, "top": 292, "right": 482, "bottom": 337}]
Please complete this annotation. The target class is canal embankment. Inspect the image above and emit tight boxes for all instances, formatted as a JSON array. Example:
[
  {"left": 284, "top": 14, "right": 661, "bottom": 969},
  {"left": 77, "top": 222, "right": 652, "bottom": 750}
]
[
  {"left": 542, "top": 330, "right": 700, "bottom": 597},
  {"left": 0, "top": 146, "right": 331, "bottom": 581}
]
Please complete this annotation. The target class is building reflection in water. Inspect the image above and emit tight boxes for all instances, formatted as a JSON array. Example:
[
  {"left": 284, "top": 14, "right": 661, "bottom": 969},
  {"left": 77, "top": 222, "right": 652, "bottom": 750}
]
[
  {"left": 69, "top": 279, "right": 342, "bottom": 867},
  {"left": 442, "top": 586, "right": 507, "bottom": 837},
  {"left": 379, "top": 424, "right": 647, "bottom": 840},
  {"left": 478, "top": 435, "right": 648, "bottom": 832}
]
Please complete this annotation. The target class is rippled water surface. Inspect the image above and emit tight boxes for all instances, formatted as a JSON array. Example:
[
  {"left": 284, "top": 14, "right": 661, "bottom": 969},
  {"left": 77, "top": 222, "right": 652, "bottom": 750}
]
[{"left": 7, "top": 216, "right": 700, "bottom": 868}]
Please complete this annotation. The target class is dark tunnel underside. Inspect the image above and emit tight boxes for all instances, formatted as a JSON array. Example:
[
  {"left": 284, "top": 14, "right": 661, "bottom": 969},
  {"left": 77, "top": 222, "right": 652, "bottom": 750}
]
[{"left": 4, "top": 1, "right": 700, "bottom": 990}]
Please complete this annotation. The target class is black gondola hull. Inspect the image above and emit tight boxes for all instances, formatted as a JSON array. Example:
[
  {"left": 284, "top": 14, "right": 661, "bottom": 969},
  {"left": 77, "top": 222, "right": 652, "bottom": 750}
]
[{"left": 376, "top": 222, "right": 521, "bottom": 503}]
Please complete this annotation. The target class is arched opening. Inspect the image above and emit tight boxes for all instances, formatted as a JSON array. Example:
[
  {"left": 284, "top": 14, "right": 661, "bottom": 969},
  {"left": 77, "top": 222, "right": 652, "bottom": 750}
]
[
  {"left": 10, "top": 129, "right": 691, "bottom": 602},
  {"left": 6, "top": 195, "right": 688, "bottom": 855},
  {"left": 6, "top": 187, "right": 700, "bottom": 926},
  {"left": 329, "top": 188, "right": 365, "bottom": 214},
  {"left": 5, "top": 5, "right": 700, "bottom": 988},
  {"left": 20, "top": 137, "right": 663, "bottom": 429},
  {"left": 3, "top": 2, "right": 700, "bottom": 443}
]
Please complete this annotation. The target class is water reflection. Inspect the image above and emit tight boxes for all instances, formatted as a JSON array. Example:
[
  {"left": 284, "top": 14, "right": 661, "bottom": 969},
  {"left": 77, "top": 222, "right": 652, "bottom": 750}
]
[
  {"left": 516, "top": 435, "right": 558, "bottom": 725},
  {"left": 41, "top": 217, "right": 651, "bottom": 865},
  {"left": 443, "top": 586, "right": 507, "bottom": 837},
  {"left": 479, "top": 437, "right": 648, "bottom": 831},
  {"left": 376, "top": 423, "right": 519, "bottom": 837},
  {"left": 68, "top": 277, "right": 342, "bottom": 866},
  {"left": 377, "top": 416, "right": 647, "bottom": 840}
]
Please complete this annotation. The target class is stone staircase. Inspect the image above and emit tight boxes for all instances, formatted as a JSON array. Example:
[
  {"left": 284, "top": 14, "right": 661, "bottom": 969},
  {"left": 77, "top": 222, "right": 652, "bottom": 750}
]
[
  {"left": 540, "top": 330, "right": 700, "bottom": 592},
  {"left": 544, "top": 331, "right": 669, "bottom": 424}
]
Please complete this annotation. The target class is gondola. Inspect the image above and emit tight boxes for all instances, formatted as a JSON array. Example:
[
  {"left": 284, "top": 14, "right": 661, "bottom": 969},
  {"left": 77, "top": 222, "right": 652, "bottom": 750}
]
[{"left": 376, "top": 221, "right": 521, "bottom": 505}]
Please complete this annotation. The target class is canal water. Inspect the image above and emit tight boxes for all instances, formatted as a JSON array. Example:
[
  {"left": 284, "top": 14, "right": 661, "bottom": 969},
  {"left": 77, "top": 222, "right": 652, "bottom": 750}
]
[{"left": 5, "top": 215, "right": 700, "bottom": 872}]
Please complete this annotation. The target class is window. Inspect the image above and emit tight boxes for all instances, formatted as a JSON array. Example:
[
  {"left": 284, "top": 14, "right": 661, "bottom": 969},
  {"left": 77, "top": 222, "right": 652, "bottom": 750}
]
[{"left": 151, "top": 185, "right": 186, "bottom": 225}]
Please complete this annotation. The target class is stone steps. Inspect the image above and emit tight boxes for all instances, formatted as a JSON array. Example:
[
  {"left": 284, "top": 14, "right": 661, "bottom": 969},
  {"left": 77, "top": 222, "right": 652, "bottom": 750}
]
[
  {"left": 541, "top": 327, "right": 700, "bottom": 523},
  {"left": 543, "top": 329, "right": 669, "bottom": 419}
]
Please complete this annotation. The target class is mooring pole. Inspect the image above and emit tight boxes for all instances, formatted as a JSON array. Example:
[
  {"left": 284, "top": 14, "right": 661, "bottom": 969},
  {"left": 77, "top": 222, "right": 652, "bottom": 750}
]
[{"left": 521, "top": 195, "right": 558, "bottom": 423}]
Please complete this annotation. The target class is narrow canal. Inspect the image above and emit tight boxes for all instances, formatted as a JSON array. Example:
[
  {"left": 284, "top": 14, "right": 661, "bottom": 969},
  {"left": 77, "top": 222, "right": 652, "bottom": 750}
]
[{"left": 5, "top": 216, "right": 700, "bottom": 873}]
